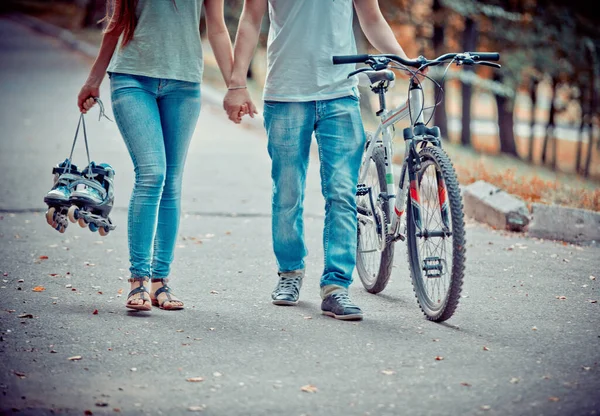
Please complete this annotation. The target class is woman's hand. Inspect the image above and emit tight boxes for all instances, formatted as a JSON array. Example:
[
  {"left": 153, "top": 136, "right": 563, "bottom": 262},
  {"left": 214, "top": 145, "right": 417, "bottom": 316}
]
[{"left": 78, "top": 83, "right": 100, "bottom": 114}]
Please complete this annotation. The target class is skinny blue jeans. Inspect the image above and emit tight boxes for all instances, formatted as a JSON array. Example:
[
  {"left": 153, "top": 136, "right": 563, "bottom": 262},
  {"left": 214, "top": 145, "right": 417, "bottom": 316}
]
[
  {"left": 263, "top": 94, "right": 366, "bottom": 288},
  {"left": 109, "top": 72, "right": 201, "bottom": 279}
]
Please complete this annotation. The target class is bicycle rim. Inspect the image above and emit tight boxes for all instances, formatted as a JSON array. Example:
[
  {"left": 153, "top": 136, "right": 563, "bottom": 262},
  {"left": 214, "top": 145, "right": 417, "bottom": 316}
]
[
  {"left": 407, "top": 146, "right": 465, "bottom": 321},
  {"left": 356, "top": 147, "right": 394, "bottom": 293}
]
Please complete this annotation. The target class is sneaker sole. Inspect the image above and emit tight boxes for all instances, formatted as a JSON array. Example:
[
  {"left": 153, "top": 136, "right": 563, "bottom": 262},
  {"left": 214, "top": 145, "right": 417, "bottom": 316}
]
[
  {"left": 322, "top": 311, "right": 363, "bottom": 321},
  {"left": 272, "top": 299, "right": 299, "bottom": 306}
]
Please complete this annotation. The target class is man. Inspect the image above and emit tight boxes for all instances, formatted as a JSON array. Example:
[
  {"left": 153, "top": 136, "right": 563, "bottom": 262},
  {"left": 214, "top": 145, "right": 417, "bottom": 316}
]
[{"left": 223, "top": 0, "right": 420, "bottom": 321}]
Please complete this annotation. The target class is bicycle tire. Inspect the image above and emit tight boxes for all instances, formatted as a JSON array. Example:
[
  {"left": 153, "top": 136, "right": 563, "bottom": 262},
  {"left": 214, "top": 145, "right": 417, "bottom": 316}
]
[
  {"left": 356, "top": 146, "right": 395, "bottom": 294},
  {"left": 406, "top": 146, "right": 466, "bottom": 322}
]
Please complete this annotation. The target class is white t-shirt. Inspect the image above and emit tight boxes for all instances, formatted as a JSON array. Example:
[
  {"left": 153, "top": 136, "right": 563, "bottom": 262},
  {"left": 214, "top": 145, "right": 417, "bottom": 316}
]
[{"left": 263, "top": 0, "right": 359, "bottom": 102}]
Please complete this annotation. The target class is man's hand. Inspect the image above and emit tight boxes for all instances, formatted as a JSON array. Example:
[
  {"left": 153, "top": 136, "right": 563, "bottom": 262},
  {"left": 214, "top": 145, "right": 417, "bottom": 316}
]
[{"left": 223, "top": 88, "right": 258, "bottom": 124}]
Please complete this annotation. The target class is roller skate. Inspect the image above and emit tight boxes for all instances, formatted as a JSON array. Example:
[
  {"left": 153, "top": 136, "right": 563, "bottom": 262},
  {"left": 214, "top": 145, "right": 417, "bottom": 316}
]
[
  {"left": 67, "top": 162, "right": 116, "bottom": 236},
  {"left": 43, "top": 159, "right": 82, "bottom": 233}
]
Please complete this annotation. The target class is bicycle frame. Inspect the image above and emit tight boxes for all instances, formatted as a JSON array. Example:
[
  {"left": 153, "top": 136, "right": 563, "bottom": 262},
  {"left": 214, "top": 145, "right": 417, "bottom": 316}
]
[{"left": 358, "top": 78, "right": 429, "bottom": 242}]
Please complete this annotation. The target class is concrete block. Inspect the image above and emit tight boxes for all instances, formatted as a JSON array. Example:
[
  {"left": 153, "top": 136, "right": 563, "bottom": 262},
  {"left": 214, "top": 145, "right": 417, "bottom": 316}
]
[
  {"left": 528, "top": 203, "right": 600, "bottom": 246},
  {"left": 462, "top": 180, "right": 530, "bottom": 231}
]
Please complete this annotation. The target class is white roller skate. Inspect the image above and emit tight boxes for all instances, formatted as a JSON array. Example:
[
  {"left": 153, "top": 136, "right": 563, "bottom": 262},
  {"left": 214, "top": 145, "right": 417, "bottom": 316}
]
[
  {"left": 67, "top": 162, "right": 116, "bottom": 236},
  {"left": 43, "top": 159, "right": 82, "bottom": 233}
]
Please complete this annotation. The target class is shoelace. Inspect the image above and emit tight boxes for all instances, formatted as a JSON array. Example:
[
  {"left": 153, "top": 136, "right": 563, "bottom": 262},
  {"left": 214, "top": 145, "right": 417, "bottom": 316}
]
[
  {"left": 276, "top": 276, "right": 302, "bottom": 295},
  {"left": 331, "top": 292, "right": 355, "bottom": 307}
]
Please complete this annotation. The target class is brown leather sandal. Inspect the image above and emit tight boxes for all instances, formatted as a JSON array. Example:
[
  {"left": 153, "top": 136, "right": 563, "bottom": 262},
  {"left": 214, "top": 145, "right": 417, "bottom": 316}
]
[
  {"left": 150, "top": 279, "right": 184, "bottom": 310},
  {"left": 126, "top": 277, "right": 152, "bottom": 311}
]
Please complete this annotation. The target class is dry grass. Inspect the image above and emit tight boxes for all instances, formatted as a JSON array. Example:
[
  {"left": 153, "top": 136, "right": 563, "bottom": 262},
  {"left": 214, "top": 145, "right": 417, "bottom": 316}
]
[{"left": 454, "top": 160, "right": 600, "bottom": 212}]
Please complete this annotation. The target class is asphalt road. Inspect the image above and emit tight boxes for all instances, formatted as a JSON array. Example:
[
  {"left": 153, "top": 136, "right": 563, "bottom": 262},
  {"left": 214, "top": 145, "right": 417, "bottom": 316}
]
[{"left": 0, "top": 16, "right": 599, "bottom": 416}]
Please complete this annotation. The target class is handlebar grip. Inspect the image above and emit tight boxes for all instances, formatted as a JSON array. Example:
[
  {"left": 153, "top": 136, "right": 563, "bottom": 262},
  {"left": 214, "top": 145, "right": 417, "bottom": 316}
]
[
  {"left": 468, "top": 52, "right": 500, "bottom": 62},
  {"left": 332, "top": 54, "right": 370, "bottom": 65}
]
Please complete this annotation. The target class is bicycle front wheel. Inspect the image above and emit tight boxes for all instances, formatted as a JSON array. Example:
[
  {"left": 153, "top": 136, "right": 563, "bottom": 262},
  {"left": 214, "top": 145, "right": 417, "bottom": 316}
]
[
  {"left": 356, "top": 146, "right": 394, "bottom": 294},
  {"left": 406, "top": 146, "right": 466, "bottom": 322}
]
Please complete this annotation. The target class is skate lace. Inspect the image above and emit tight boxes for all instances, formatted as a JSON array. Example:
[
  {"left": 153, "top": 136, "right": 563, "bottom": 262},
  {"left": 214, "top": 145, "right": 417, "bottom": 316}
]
[{"left": 62, "top": 99, "right": 112, "bottom": 178}]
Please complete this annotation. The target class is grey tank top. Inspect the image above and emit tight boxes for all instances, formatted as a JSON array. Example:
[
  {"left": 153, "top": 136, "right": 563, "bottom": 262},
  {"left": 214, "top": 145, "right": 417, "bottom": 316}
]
[{"left": 107, "top": 0, "right": 204, "bottom": 83}]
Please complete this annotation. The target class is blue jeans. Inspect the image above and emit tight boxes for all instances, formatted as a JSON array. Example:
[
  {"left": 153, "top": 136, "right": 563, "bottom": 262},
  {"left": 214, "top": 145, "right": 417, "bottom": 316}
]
[
  {"left": 109, "top": 73, "right": 201, "bottom": 279},
  {"left": 263, "top": 95, "right": 366, "bottom": 288}
]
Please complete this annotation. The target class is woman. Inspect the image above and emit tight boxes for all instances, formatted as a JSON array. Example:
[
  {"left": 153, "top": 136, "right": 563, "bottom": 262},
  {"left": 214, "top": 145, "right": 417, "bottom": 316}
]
[{"left": 77, "top": 0, "right": 236, "bottom": 311}]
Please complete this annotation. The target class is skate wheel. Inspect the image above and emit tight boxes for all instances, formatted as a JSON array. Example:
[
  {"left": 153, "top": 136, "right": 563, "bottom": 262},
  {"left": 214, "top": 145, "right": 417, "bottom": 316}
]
[
  {"left": 98, "top": 227, "right": 109, "bottom": 236},
  {"left": 89, "top": 223, "right": 99, "bottom": 232},
  {"left": 46, "top": 207, "right": 55, "bottom": 226},
  {"left": 67, "top": 205, "right": 79, "bottom": 223},
  {"left": 78, "top": 217, "right": 87, "bottom": 228},
  {"left": 59, "top": 224, "right": 67, "bottom": 234}
]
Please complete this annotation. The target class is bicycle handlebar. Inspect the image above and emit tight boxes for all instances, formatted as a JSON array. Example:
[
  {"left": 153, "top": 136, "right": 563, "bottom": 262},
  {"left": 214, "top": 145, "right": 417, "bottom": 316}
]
[{"left": 332, "top": 51, "right": 500, "bottom": 69}]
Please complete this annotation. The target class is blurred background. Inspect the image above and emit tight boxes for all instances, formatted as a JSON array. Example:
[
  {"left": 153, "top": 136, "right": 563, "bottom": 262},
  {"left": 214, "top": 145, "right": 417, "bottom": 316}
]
[{"left": 1, "top": 0, "right": 599, "bottom": 212}]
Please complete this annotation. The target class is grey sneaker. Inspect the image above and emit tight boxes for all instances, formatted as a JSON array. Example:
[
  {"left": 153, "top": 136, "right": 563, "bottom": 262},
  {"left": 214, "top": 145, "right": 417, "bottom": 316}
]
[
  {"left": 321, "top": 290, "right": 363, "bottom": 321},
  {"left": 271, "top": 270, "right": 304, "bottom": 306}
]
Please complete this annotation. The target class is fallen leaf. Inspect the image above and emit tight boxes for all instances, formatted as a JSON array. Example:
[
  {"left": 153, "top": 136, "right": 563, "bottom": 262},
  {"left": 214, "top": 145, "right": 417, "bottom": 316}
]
[
  {"left": 381, "top": 370, "right": 396, "bottom": 375},
  {"left": 117, "top": 289, "right": 123, "bottom": 295},
  {"left": 588, "top": 299, "right": 597, "bottom": 304},
  {"left": 68, "top": 356, "right": 82, "bottom": 361},
  {"left": 532, "top": 326, "right": 538, "bottom": 331},
  {"left": 84, "top": 411, "right": 93, "bottom": 416},
  {"left": 17, "top": 313, "right": 34, "bottom": 319},
  {"left": 130, "top": 368, "right": 137, "bottom": 372},
  {"left": 49, "top": 273, "right": 60, "bottom": 277},
  {"left": 432, "top": 338, "right": 440, "bottom": 342},
  {"left": 481, "top": 405, "right": 491, "bottom": 411},
  {"left": 556, "top": 296, "right": 567, "bottom": 300},
  {"left": 188, "top": 406, "right": 205, "bottom": 412},
  {"left": 186, "top": 377, "right": 204, "bottom": 382},
  {"left": 548, "top": 397, "right": 560, "bottom": 402},
  {"left": 582, "top": 366, "right": 591, "bottom": 371},
  {"left": 65, "top": 284, "right": 72, "bottom": 288},
  {"left": 303, "top": 316, "right": 312, "bottom": 320},
  {"left": 95, "top": 402, "right": 108, "bottom": 407},
  {"left": 32, "top": 286, "right": 45, "bottom": 292},
  {"left": 301, "top": 384, "right": 318, "bottom": 393},
  {"left": 92, "top": 309, "right": 98, "bottom": 315},
  {"left": 39, "top": 256, "right": 48, "bottom": 260},
  {"left": 590, "top": 275, "right": 596, "bottom": 281},
  {"left": 13, "top": 371, "right": 26, "bottom": 379},
  {"left": 210, "top": 290, "right": 219, "bottom": 294},
  {"left": 435, "top": 356, "right": 444, "bottom": 361},
  {"left": 460, "top": 382, "right": 471, "bottom": 387},
  {"left": 17, "top": 279, "right": 24, "bottom": 283},
  {"left": 483, "top": 346, "right": 490, "bottom": 351},
  {"left": 509, "top": 377, "right": 520, "bottom": 384}
]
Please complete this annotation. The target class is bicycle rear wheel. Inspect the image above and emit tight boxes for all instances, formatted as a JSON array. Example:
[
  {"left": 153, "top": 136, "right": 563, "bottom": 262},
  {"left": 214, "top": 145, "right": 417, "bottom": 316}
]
[
  {"left": 406, "top": 146, "right": 465, "bottom": 321},
  {"left": 356, "top": 146, "right": 394, "bottom": 294}
]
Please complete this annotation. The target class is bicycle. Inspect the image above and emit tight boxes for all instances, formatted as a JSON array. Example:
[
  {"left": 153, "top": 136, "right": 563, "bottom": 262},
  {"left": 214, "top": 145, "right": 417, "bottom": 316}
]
[{"left": 332, "top": 51, "right": 501, "bottom": 322}]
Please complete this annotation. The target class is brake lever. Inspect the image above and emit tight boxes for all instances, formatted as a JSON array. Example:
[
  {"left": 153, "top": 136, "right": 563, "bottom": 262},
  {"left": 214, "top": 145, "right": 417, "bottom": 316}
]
[
  {"left": 367, "top": 57, "right": 391, "bottom": 71},
  {"left": 477, "top": 61, "right": 502, "bottom": 69},
  {"left": 347, "top": 67, "right": 371, "bottom": 79}
]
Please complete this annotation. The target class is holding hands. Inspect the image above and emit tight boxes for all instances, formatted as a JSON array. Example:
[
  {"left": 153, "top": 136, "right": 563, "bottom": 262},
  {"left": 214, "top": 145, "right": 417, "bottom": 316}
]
[{"left": 223, "top": 86, "right": 258, "bottom": 124}]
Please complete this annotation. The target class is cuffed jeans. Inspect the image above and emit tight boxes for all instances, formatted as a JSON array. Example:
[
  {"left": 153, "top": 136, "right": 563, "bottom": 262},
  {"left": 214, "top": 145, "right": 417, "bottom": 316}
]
[
  {"left": 263, "top": 94, "right": 366, "bottom": 288},
  {"left": 109, "top": 72, "right": 201, "bottom": 279}
]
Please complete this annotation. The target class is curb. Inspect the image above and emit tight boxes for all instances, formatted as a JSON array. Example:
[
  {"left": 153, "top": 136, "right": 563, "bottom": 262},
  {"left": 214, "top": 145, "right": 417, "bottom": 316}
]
[{"left": 9, "top": 12, "right": 265, "bottom": 130}]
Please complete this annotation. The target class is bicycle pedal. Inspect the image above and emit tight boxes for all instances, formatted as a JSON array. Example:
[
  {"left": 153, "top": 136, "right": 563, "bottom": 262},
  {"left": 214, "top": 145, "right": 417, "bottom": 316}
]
[
  {"left": 423, "top": 256, "right": 443, "bottom": 278},
  {"left": 356, "top": 184, "right": 369, "bottom": 196}
]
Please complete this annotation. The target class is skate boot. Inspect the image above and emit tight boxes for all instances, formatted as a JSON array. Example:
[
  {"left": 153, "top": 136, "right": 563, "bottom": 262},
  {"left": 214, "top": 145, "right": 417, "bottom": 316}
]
[
  {"left": 67, "top": 162, "right": 116, "bottom": 236},
  {"left": 43, "top": 159, "right": 81, "bottom": 233}
]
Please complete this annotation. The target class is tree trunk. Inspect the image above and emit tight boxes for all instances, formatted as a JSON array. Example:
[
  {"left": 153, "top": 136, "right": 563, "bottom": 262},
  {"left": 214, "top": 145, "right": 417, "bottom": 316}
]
[
  {"left": 460, "top": 17, "right": 477, "bottom": 147},
  {"left": 575, "top": 87, "right": 587, "bottom": 174},
  {"left": 432, "top": 0, "right": 448, "bottom": 139},
  {"left": 541, "top": 77, "right": 558, "bottom": 167},
  {"left": 494, "top": 73, "right": 518, "bottom": 157},
  {"left": 583, "top": 74, "right": 598, "bottom": 178},
  {"left": 527, "top": 77, "right": 538, "bottom": 162},
  {"left": 83, "top": 0, "right": 106, "bottom": 28}
]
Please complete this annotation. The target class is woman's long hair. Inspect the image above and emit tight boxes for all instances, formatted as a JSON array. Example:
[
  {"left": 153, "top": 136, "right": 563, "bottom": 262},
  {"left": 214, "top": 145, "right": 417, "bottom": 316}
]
[{"left": 103, "top": 0, "right": 176, "bottom": 47}]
